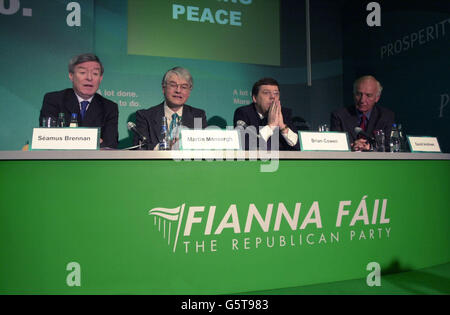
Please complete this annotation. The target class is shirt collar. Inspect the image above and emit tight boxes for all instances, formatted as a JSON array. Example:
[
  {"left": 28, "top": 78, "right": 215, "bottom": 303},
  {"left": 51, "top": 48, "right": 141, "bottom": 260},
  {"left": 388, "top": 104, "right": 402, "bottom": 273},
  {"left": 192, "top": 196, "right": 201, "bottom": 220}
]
[
  {"left": 74, "top": 93, "right": 94, "bottom": 104},
  {"left": 164, "top": 101, "right": 183, "bottom": 118},
  {"left": 357, "top": 108, "right": 373, "bottom": 120}
]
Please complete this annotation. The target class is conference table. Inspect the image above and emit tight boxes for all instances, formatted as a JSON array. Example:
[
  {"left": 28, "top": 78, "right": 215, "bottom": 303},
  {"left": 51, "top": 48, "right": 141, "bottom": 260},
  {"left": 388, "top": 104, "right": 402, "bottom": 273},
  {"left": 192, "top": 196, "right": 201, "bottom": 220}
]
[{"left": 0, "top": 150, "right": 449, "bottom": 294}]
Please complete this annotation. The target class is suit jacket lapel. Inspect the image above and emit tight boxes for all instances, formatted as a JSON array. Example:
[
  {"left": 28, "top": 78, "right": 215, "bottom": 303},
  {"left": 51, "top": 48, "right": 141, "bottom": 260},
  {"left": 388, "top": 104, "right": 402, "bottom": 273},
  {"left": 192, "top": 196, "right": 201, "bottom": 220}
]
[
  {"left": 366, "top": 106, "right": 380, "bottom": 136},
  {"left": 250, "top": 104, "right": 270, "bottom": 147},
  {"left": 82, "top": 94, "right": 102, "bottom": 125},
  {"left": 151, "top": 103, "right": 165, "bottom": 142},
  {"left": 250, "top": 104, "right": 262, "bottom": 131},
  {"left": 181, "top": 105, "right": 194, "bottom": 129},
  {"left": 64, "top": 89, "right": 81, "bottom": 117},
  {"left": 348, "top": 106, "right": 360, "bottom": 141}
]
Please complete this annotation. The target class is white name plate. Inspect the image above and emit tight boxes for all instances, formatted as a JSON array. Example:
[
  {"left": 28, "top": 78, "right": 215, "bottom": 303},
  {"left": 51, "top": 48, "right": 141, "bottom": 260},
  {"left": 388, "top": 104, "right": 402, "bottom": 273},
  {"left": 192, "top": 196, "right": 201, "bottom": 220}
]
[
  {"left": 299, "top": 131, "right": 350, "bottom": 151},
  {"left": 408, "top": 136, "right": 441, "bottom": 153},
  {"left": 180, "top": 129, "right": 240, "bottom": 150},
  {"left": 31, "top": 128, "right": 100, "bottom": 150}
]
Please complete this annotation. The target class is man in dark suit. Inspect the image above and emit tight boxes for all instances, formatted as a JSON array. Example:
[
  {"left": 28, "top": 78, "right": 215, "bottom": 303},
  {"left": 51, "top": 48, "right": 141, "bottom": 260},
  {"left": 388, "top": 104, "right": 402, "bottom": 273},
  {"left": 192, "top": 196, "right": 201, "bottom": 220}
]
[
  {"left": 134, "top": 67, "right": 207, "bottom": 150},
  {"left": 233, "top": 77, "right": 300, "bottom": 151},
  {"left": 330, "top": 75, "right": 394, "bottom": 151},
  {"left": 39, "top": 53, "right": 119, "bottom": 149}
]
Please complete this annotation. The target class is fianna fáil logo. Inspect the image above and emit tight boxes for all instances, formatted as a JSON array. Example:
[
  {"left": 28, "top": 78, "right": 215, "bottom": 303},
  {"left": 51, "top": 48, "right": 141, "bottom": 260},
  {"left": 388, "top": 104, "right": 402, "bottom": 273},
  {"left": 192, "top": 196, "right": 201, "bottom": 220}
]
[
  {"left": 148, "top": 199, "right": 392, "bottom": 254},
  {"left": 149, "top": 204, "right": 186, "bottom": 252}
]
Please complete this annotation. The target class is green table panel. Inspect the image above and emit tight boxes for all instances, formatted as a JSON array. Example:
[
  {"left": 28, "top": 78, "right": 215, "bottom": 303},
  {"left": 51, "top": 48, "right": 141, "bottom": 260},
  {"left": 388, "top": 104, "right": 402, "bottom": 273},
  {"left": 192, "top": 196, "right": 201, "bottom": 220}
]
[{"left": 0, "top": 158, "right": 449, "bottom": 294}]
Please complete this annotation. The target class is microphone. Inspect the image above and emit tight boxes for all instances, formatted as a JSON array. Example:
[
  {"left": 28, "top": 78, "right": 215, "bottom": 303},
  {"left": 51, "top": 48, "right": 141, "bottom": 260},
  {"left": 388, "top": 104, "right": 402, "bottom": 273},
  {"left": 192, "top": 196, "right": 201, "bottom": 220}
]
[
  {"left": 127, "top": 122, "right": 148, "bottom": 143},
  {"left": 236, "top": 120, "right": 260, "bottom": 139},
  {"left": 236, "top": 120, "right": 248, "bottom": 128},
  {"left": 354, "top": 127, "right": 375, "bottom": 143}
]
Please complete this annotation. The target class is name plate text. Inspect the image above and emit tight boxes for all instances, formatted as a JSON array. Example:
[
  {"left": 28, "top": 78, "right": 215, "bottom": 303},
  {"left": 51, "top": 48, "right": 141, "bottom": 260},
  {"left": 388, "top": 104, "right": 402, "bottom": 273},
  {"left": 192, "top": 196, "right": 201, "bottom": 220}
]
[
  {"left": 408, "top": 136, "right": 441, "bottom": 153},
  {"left": 180, "top": 129, "right": 240, "bottom": 150},
  {"left": 31, "top": 128, "right": 100, "bottom": 150},
  {"left": 299, "top": 131, "right": 350, "bottom": 151}
]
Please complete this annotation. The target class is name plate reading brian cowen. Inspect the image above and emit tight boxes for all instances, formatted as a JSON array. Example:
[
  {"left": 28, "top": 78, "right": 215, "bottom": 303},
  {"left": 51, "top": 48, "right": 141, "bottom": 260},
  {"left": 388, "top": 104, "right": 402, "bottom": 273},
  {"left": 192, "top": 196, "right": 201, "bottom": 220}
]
[
  {"left": 31, "top": 128, "right": 100, "bottom": 150},
  {"left": 408, "top": 136, "right": 441, "bottom": 153},
  {"left": 299, "top": 131, "right": 350, "bottom": 151},
  {"left": 180, "top": 129, "right": 240, "bottom": 150}
]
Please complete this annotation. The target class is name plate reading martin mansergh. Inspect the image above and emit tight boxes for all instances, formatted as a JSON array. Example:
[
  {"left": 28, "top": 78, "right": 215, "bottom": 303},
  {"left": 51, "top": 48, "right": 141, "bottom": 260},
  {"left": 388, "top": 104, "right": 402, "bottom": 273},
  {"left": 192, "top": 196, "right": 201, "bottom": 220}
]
[
  {"left": 408, "top": 136, "right": 441, "bottom": 153},
  {"left": 31, "top": 128, "right": 100, "bottom": 150},
  {"left": 180, "top": 129, "right": 240, "bottom": 150},
  {"left": 299, "top": 131, "right": 350, "bottom": 151}
]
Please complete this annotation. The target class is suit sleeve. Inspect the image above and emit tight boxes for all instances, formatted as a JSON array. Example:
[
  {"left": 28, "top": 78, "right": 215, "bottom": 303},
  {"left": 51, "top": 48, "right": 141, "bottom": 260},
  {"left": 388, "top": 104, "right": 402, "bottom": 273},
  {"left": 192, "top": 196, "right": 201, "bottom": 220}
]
[
  {"left": 202, "top": 110, "right": 208, "bottom": 129},
  {"left": 39, "top": 93, "right": 59, "bottom": 126},
  {"left": 135, "top": 110, "right": 158, "bottom": 150},
  {"left": 233, "top": 107, "right": 247, "bottom": 127},
  {"left": 100, "top": 101, "right": 119, "bottom": 149},
  {"left": 283, "top": 108, "right": 300, "bottom": 150},
  {"left": 233, "top": 107, "right": 253, "bottom": 150},
  {"left": 330, "top": 111, "right": 343, "bottom": 132},
  {"left": 284, "top": 109, "right": 297, "bottom": 133},
  {"left": 193, "top": 108, "right": 208, "bottom": 129}
]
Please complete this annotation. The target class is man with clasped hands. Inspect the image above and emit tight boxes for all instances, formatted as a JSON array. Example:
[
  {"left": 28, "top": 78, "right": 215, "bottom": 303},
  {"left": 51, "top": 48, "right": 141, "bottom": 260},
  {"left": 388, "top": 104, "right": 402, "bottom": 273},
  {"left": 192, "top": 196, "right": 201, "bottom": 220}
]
[
  {"left": 134, "top": 67, "right": 207, "bottom": 150},
  {"left": 39, "top": 53, "right": 119, "bottom": 149},
  {"left": 233, "top": 77, "right": 300, "bottom": 151}
]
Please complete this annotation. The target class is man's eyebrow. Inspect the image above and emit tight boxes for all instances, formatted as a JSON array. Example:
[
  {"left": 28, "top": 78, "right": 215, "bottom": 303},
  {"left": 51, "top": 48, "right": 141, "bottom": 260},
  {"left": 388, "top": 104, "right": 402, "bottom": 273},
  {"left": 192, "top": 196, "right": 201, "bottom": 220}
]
[{"left": 77, "top": 66, "right": 101, "bottom": 70}]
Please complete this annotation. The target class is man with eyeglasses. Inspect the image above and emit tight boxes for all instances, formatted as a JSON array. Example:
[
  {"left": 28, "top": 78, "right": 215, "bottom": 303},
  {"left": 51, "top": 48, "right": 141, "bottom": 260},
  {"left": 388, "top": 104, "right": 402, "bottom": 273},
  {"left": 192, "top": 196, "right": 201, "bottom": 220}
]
[
  {"left": 233, "top": 77, "right": 300, "bottom": 151},
  {"left": 134, "top": 67, "right": 207, "bottom": 150},
  {"left": 39, "top": 53, "right": 119, "bottom": 148}
]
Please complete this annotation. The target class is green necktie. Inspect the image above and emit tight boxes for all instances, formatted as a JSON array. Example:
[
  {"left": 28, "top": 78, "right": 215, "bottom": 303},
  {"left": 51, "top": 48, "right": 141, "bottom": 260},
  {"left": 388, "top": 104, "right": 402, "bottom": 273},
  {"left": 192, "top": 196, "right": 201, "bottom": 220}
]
[{"left": 169, "top": 113, "right": 180, "bottom": 139}]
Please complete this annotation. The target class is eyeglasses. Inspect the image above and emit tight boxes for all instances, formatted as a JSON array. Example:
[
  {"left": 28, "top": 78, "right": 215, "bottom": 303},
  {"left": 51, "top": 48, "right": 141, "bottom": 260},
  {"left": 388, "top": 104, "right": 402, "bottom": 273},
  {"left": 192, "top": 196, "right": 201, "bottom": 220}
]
[{"left": 165, "top": 81, "right": 191, "bottom": 91}]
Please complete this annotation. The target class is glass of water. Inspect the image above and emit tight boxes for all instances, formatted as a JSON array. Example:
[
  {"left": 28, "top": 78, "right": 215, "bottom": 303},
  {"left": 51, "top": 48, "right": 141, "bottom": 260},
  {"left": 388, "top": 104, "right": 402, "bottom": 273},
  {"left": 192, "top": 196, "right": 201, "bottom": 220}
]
[
  {"left": 374, "top": 129, "right": 385, "bottom": 152},
  {"left": 318, "top": 123, "right": 329, "bottom": 132},
  {"left": 41, "top": 117, "right": 57, "bottom": 128}
]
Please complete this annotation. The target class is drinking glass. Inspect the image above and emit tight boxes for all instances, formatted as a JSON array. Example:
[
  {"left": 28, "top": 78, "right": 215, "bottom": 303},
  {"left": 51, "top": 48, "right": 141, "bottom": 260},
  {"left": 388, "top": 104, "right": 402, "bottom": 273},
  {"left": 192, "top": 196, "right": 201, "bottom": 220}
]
[{"left": 374, "top": 129, "right": 385, "bottom": 152}]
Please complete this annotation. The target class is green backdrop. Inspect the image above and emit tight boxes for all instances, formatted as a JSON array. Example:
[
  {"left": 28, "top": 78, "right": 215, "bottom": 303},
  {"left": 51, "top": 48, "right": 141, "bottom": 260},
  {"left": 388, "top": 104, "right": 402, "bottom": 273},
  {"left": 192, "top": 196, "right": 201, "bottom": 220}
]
[{"left": 0, "top": 0, "right": 448, "bottom": 151}]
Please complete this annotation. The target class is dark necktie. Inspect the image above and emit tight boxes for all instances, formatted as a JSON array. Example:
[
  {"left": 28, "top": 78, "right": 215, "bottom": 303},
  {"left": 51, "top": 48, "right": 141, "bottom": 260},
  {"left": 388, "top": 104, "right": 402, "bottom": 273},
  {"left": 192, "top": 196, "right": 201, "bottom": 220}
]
[
  {"left": 80, "top": 101, "right": 89, "bottom": 120},
  {"left": 360, "top": 114, "right": 367, "bottom": 132}
]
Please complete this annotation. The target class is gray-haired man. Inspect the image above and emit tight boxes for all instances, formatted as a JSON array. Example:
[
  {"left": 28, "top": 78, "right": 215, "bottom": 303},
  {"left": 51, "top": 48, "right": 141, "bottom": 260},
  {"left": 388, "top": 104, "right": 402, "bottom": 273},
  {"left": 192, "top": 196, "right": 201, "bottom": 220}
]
[
  {"left": 330, "top": 75, "right": 394, "bottom": 151},
  {"left": 39, "top": 53, "right": 119, "bottom": 148},
  {"left": 134, "top": 66, "right": 207, "bottom": 150}
]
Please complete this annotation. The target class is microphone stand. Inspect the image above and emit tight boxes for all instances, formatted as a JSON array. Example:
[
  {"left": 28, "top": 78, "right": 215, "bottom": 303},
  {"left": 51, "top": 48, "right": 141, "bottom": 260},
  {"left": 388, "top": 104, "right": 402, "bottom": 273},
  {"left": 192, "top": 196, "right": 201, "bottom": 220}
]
[{"left": 122, "top": 140, "right": 148, "bottom": 150}]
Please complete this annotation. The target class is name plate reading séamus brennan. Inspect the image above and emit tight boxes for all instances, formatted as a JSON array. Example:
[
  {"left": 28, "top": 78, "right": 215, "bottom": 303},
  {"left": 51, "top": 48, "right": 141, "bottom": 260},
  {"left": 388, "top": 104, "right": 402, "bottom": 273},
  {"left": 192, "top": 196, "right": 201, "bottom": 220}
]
[
  {"left": 408, "top": 136, "right": 441, "bottom": 153},
  {"left": 180, "top": 129, "right": 240, "bottom": 150},
  {"left": 299, "top": 131, "right": 350, "bottom": 151},
  {"left": 31, "top": 128, "right": 100, "bottom": 150}
]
